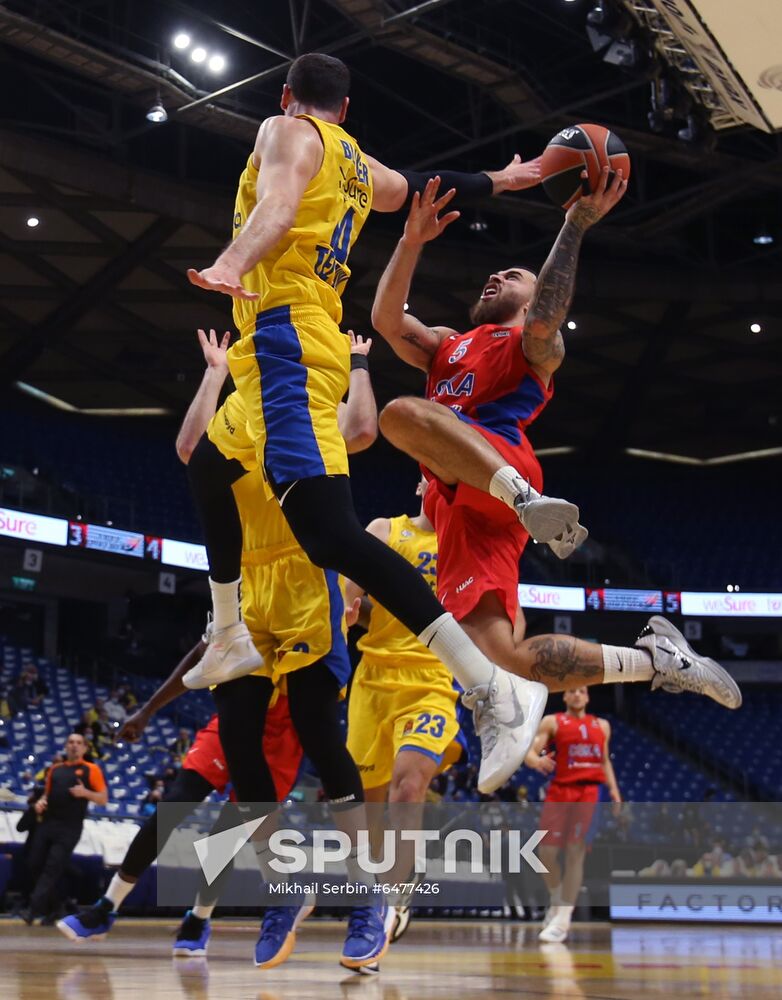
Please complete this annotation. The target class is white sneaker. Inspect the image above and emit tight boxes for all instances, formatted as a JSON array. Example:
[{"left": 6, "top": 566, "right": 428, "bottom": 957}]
[
  {"left": 182, "top": 618, "right": 263, "bottom": 690},
  {"left": 539, "top": 921, "right": 569, "bottom": 944},
  {"left": 513, "top": 478, "right": 581, "bottom": 544},
  {"left": 462, "top": 668, "right": 548, "bottom": 794},
  {"left": 547, "top": 522, "right": 589, "bottom": 560},
  {"left": 636, "top": 616, "right": 742, "bottom": 709},
  {"left": 390, "top": 904, "right": 411, "bottom": 943}
]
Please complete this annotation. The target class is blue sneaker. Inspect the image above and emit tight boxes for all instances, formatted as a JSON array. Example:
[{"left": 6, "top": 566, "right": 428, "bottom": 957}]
[
  {"left": 173, "top": 910, "right": 211, "bottom": 957},
  {"left": 57, "top": 899, "right": 116, "bottom": 942},
  {"left": 340, "top": 903, "right": 393, "bottom": 971},
  {"left": 254, "top": 904, "right": 313, "bottom": 969}
]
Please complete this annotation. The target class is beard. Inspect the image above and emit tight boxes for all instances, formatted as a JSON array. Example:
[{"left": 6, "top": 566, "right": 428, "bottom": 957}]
[{"left": 468, "top": 290, "right": 523, "bottom": 326}]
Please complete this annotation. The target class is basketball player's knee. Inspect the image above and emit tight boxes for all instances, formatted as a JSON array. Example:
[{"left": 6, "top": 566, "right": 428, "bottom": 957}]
[
  {"left": 389, "top": 761, "right": 432, "bottom": 803},
  {"left": 379, "top": 396, "right": 427, "bottom": 443}
]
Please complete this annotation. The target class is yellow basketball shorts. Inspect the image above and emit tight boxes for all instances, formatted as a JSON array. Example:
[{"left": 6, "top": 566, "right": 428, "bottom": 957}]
[
  {"left": 347, "top": 658, "right": 464, "bottom": 790},
  {"left": 242, "top": 544, "right": 351, "bottom": 690},
  {"left": 207, "top": 387, "right": 256, "bottom": 471},
  {"left": 228, "top": 305, "right": 350, "bottom": 497}
]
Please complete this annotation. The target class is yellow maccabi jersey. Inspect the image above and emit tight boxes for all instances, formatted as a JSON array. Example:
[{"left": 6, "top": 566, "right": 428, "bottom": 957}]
[
  {"left": 358, "top": 515, "right": 442, "bottom": 669},
  {"left": 232, "top": 114, "right": 373, "bottom": 336}
]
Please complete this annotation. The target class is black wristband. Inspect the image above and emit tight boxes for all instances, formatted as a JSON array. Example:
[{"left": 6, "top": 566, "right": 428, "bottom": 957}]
[
  {"left": 399, "top": 168, "right": 493, "bottom": 207},
  {"left": 350, "top": 353, "right": 370, "bottom": 372}
]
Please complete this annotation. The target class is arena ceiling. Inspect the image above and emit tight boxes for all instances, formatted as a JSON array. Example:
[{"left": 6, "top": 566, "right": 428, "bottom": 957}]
[{"left": 1, "top": 0, "right": 781, "bottom": 460}]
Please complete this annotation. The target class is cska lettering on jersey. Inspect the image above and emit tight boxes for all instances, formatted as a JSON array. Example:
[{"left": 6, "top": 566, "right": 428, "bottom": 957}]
[
  {"left": 551, "top": 713, "right": 607, "bottom": 785},
  {"left": 426, "top": 323, "right": 554, "bottom": 445}
]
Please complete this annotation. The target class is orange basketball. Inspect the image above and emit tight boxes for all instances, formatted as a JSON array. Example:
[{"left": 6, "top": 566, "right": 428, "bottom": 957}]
[{"left": 540, "top": 123, "right": 631, "bottom": 209}]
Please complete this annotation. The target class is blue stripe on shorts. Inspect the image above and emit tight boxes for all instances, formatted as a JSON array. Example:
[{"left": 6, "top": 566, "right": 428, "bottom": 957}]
[{"left": 253, "top": 305, "right": 326, "bottom": 487}]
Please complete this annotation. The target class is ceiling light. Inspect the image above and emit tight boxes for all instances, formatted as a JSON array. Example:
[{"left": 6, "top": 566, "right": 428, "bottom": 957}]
[
  {"left": 173, "top": 32, "right": 191, "bottom": 50},
  {"left": 403, "top": 302, "right": 409, "bottom": 312},
  {"left": 26, "top": 216, "right": 40, "bottom": 228},
  {"left": 146, "top": 103, "right": 168, "bottom": 124},
  {"left": 566, "top": 319, "right": 577, "bottom": 330},
  {"left": 469, "top": 216, "right": 488, "bottom": 233},
  {"left": 750, "top": 322, "right": 762, "bottom": 334},
  {"left": 753, "top": 231, "right": 773, "bottom": 246},
  {"left": 191, "top": 46, "right": 207, "bottom": 64},
  {"left": 208, "top": 54, "right": 226, "bottom": 73}
]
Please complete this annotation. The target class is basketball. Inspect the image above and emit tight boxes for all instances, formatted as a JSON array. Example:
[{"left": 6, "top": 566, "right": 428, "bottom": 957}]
[{"left": 540, "top": 123, "right": 631, "bottom": 209}]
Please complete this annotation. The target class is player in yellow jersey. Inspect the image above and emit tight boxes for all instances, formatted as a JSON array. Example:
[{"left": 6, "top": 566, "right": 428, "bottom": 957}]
[
  {"left": 175, "top": 327, "right": 385, "bottom": 970},
  {"left": 344, "top": 478, "right": 465, "bottom": 954},
  {"left": 183, "top": 52, "right": 569, "bottom": 810}
]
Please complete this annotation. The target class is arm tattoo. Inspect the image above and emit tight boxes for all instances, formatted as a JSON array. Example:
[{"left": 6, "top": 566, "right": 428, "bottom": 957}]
[
  {"left": 522, "top": 219, "right": 586, "bottom": 366},
  {"left": 526, "top": 635, "right": 602, "bottom": 686},
  {"left": 401, "top": 329, "right": 437, "bottom": 357}
]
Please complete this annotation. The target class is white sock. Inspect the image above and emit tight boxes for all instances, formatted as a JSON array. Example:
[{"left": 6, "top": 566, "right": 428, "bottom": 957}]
[
  {"left": 104, "top": 873, "right": 135, "bottom": 910},
  {"left": 489, "top": 465, "right": 540, "bottom": 511},
  {"left": 210, "top": 577, "right": 241, "bottom": 631},
  {"left": 601, "top": 645, "right": 654, "bottom": 683},
  {"left": 551, "top": 903, "right": 574, "bottom": 927},
  {"left": 418, "top": 612, "right": 494, "bottom": 689},
  {"left": 192, "top": 901, "right": 215, "bottom": 920}
]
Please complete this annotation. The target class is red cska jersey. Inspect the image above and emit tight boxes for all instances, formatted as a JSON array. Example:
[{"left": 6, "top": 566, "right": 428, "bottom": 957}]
[
  {"left": 425, "top": 323, "right": 553, "bottom": 445},
  {"left": 550, "top": 712, "right": 607, "bottom": 785}
]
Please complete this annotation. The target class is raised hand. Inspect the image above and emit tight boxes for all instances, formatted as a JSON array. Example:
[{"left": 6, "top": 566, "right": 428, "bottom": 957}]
[
  {"left": 348, "top": 330, "right": 373, "bottom": 356},
  {"left": 198, "top": 328, "right": 232, "bottom": 369},
  {"left": 498, "top": 153, "right": 542, "bottom": 192},
  {"left": 567, "top": 166, "right": 628, "bottom": 230},
  {"left": 403, "top": 176, "right": 460, "bottom": 247}
]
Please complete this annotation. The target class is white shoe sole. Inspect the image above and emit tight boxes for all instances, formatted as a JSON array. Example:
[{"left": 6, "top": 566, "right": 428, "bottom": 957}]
[
  {"left": 182, "top": 649, "right": 263, "bottom": 690},
  {"left": 520, "top": 498, "right": 580, "bottom": 543},
  {"left": 548, "top": 523, "right": 589, "bottom": 560},
  {"left": 56, "top": 919, "right": 107, "bottom": 942},
  {"left": 172, "top": 946, "right": 207, "bottom": 957},
  {"left": 477, "top": 679, "right": 548, "bottom": 794}
]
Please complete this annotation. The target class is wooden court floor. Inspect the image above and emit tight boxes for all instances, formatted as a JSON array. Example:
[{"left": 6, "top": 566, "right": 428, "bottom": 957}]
[{"left": 1, "top": 917, "right": 781, "bottom": 999}]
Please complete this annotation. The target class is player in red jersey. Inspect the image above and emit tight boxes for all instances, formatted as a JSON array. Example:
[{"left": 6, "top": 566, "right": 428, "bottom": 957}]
[
  {"left": 371, "top": 173, "right": 740, "bottom": 786},
  {"left": 526, "top": 686, "right": 621, "bottom": 943}
]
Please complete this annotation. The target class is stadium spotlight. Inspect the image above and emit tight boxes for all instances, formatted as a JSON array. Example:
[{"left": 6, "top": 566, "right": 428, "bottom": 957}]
[
  {"left": 26, "top": 216, "right": 40, "bottom": 228},
  {"left": 208, "top": 54, "right": 226, "bottom": 73},
  {"left": 753, "top": 230, "right": 774, "bottom": 246},
  {"left": 469, "top": 215, "right": 488, "bottom": 233},
  {"left": 566, "top": 319, "right": 577, "bottom": 330},
  {"left": 173, "top": 32, "right": 191, "bottom": 50},
  {"left": 146, "top": 103, "right": 168, "bottom": 124},
  {"left": 750, "top": 322, "right": 762, "bottom": 334},
  {"left": 191, "top": 46, "right": 207, "bottom": 63}
]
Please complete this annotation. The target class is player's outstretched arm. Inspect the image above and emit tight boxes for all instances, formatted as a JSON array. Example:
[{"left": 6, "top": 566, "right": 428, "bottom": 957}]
[
  {"left": 117, "top": 641, "right": 206, "bottom": 743},
  {"left": 337, "top": 331, "right": 378, "bottom": 454},
  {"left": 372, "top": 177, "right": 459, "bottom": 372},
  {"left": 175, "top": 329, "right": 231, "bottom": 464},
  {"left": 523, "top": 166, "right": 627, "bottom": 378},
  {"left": 367, "top": 153, "right": 542, "bottom": 213},
  {"left": 187, "top": 117, "right": 322, "bottom": 298}
]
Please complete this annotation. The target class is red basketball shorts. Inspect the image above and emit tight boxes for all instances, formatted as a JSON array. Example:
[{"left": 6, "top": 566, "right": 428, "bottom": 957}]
[
  {"left": 540, "top": 781, "right": 601, "bottom": 847},
  {"left": 423, "top": 421, "right": 543, "bottom": 624},
  {"left": 183, "top": 697, "right": 302, "bottom": 801}
]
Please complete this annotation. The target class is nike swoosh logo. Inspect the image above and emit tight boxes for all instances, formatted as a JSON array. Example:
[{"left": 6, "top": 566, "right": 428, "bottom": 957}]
[{"left": 506, "top": 684, "right": 527, "bottom": 729}]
